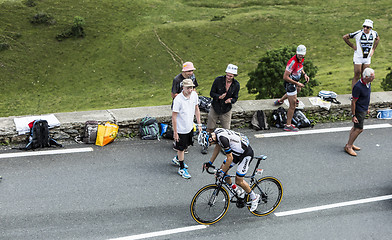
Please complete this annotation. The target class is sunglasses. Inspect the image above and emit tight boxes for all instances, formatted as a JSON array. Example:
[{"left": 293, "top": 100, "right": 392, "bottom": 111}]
[{"left": 363, "top": 26, "right": 372, "bottom": 29}]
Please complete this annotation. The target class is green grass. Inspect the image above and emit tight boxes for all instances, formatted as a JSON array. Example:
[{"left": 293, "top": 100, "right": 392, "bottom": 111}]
[{"left": 1, "top": 0, "right": 391, "bottom": 117}]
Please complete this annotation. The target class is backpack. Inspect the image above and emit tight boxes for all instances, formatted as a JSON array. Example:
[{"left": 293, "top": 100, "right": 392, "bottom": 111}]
[
  {"left": 24, "top": 119, "right": 62, "bottom": 150},
  {"left": 198, "top": 96, "right": 212, "bottom": 113},
  {"left": 251, "top": 110, "right": 270, "bottom": 130},
  {"left": 139, "top": 117, "right": 160, "bottom": 140},
  {"left": 160, "top": 123, "right": 174, "bottom": 140},
  {"left": 82, "top": 121, "right": 99, "bottom": 144},
  {"left": 272, "top": 107, "right": 287, "bottom": 128},
  {"left": 318, "top": 90, "right": 341, "bottom": 104},
  {"left": 291, "top": 109, "right": 312, "bottom": 128}
]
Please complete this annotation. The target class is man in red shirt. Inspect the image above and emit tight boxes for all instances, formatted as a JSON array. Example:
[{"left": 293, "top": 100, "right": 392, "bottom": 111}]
[{"left": 274, "top": 45, "right": 309, "bottom": 131}]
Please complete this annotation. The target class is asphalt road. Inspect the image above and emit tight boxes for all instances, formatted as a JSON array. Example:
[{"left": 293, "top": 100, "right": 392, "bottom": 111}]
[{"left": 0, "top": 119, "right": 391, "bottom": 240}]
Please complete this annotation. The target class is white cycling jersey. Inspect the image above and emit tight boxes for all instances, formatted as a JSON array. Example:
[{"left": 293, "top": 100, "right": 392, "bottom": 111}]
[
  {"left": 214, "top": 128, "right": 250, "bottom": 162},
  {"left": 349, "top": 29, "right": 378, "bottom": 59}
]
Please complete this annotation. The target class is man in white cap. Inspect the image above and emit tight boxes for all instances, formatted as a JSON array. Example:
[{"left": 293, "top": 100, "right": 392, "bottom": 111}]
[
  {"left": 343, "top": 19, "right": 380, "bottom": 88},
  {"left": 171, "top": 62, "right": 198, "bottom": 101},
  {"left": 274, "top": 45, "right": 310, "bottom": 132},
  {"left": 202, "top": 64, "right": 240, "bottom": 154},
  {"left": 172, "top": 79, "right": 202, "bottom": 179}
]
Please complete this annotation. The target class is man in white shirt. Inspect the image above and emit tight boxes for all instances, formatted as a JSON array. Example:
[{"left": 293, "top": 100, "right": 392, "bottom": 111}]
[
  {"left": 343, "top": 19, "right": 380, "bottom": 88},
  {"left": 172, "top": 79, "right": 202, "bottom": 179}
]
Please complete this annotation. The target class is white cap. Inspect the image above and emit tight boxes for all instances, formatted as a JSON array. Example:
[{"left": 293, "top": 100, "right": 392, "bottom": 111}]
[
  {"left": 296, "top": 45, "right": 306, "bottom": 55},
  {"left": 363, "top": 19, "right": 373, "bottom": 28},
  {"left": 225, "top": 64, "right": 238, "bottom": 75}
]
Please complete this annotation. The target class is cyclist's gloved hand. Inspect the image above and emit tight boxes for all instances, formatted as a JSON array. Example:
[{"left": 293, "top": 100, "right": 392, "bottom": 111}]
[{"left": 203, "top": 161, "right": 212, "bottom": 171}]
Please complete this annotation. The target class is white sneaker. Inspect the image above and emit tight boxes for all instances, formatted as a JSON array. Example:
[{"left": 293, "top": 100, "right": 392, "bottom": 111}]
[
  {"left": 171, "top": 156, "right": 188, "bottom": 168},
  {"left": 178, "top": 168, "right": 191, "bottom": 179},
  {"left": 250, "top": 194, "right": 260, "bottom": 212}
]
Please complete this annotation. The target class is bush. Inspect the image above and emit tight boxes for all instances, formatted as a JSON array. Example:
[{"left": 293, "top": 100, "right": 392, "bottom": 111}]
[
  {"left": 24, "top": 0, "right": 36, "bottom": 7},
  {"left": 0, "top": 42, "right": 10, "bottom": 51},
  {"left": 381, "top": 67, "right": 392, "bottom": 91},
  {"left": 247, "top": 46, "right": 318, "bottom": 99},
  {"left": 56, "top": 16, "right": 86, "bottom": 41},
  {"left": 30, "top": 12, "right": 56, "bottom": 25}
]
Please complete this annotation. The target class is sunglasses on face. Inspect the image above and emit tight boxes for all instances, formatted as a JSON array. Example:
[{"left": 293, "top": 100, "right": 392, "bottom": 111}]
[{"left": 363, "top": 26, "right": 372, "bottom": 29}]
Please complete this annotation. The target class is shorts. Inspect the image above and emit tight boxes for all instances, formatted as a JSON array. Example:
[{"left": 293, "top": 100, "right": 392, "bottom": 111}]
[
  {"left": 353, "top": 55, "right": 371, "bottom": 65},
  {"left": 354, "top": 111, "right": 366, "bottom": 129},
  {"left": 207, "top": 107, "right": 232, "bottom": 130},
  {"left": 174, "top": 130, "right": 194, "bottom": 151},
  {"left": 284, "top": 81, "right": 297, "bottom": 96},
  {"left": 223, "top": 146, "right": 254, "bottom": 177}
]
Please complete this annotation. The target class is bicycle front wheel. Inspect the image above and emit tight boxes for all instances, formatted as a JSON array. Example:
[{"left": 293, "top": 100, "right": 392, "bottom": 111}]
[
  {"left": 247, "top": 176, "right": 283, "bottom": 216},
  {"left": 190, "top": 184, "right": 230, "bottom": 225}
]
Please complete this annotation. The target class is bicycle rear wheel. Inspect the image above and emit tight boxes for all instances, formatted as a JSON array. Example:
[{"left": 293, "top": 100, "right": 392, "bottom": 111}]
[
  {"left": 247, "top": 176, "right": 283, "bottom": 216},
  {"left": 190, "top": 184, "right": 230, "bottom": 225}
]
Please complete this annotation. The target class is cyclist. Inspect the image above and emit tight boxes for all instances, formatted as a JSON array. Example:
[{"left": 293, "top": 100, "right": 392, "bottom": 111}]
[{"left": 198, "top": 129, "right": 260, "bottom": 212}]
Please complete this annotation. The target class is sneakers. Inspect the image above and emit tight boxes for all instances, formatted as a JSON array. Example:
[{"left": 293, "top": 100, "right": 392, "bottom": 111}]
[
  {"left": 172, "top": 156, "right": 188, "bottom": 168},
  {"left": 250, "top": 194, "right": 260, "bottom": 212},
  {"left": 274, "top": 100, "right": 283, "bottom": 106},
  {"left": 201, "top": 146, "right": 208, "bottom": 155},
  {"left": 178, "top": 168, "right": 191, "bottom": 179},
  {"left": 283, "top": 124, "right": 299, "bottom": 132}
]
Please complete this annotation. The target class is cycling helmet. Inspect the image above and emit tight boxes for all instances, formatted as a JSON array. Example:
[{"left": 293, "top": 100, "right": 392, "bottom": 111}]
[{"left": 198, "top": 131, "right": 211, "bottom": 148}]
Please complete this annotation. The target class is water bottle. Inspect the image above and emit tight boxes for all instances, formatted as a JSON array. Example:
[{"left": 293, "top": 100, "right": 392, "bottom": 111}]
[{"left": 237, "top": 188, "right": 245, "bottom": 199}]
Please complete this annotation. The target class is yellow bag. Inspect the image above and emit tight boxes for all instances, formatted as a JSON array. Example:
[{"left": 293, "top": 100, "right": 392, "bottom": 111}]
[{"left": 95, "top": 122, "right": 119, "bottom": 146}]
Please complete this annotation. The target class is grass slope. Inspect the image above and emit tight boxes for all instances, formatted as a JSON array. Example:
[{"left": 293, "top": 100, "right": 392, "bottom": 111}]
[{"left": 0, "top": 0, "right": 391, "bottom": 117}]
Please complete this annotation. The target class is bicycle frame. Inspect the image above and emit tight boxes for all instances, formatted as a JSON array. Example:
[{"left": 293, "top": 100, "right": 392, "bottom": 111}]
[
  {"left": 209, "top": 155, "right": 267, "bottom": 205},
  {"left": 191, "top": 154, "right": 282, "bottom": 225}
]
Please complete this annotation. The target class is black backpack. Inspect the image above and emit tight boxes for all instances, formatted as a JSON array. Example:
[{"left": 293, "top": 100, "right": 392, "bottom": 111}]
[
  {"left": 198, "top": 96, "right": 212, "bottom": 113},
  {"left": 82, "top": 121, "right": 99, "bottom": 144},
  {"left": 160, "top": 123, "right": 174, "bottom": 140},
  {"left": 251, "top": 110, "right": 270, "bottom": 130},
  {"left": 292, "top": 109, "right": 313, "bottom": 128},
  {"left": 139, "top": 117, "right": 160, "bottom": 140},
  {"left": 272, "top": 107, "right": 287, "bottom": 128},
  {"left": 24, "top": 120, "right": 62, "bottom": 150}
]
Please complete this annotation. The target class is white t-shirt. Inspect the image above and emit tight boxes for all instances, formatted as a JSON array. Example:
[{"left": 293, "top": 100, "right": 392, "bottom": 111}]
[
  {"left": 172, "top": 91, "right": 199, "bottom": 134},
  {"left": 349, "top": 29, "right": 378, "bottom": 58}
]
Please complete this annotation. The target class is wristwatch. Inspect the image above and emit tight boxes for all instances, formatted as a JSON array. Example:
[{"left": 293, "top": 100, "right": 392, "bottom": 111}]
[{"left": 351, "top": 114, "right": 355, "bottom": 118}]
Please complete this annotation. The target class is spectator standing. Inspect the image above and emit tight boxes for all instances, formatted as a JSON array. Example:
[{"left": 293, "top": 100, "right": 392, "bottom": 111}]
[
  {"left": 172, "top": 79, "right": 202, "bottom": 179},
  {"left": 202, "top": 64, "right": 240, "bottom": 154},
  {"left": 345, "top": 68, "right": 375, "bottom": 156},
  {"left": 275, "top": 45, "right": 309, "bottom": 132},
  {"left": 343, "top": 19, "right": 380, "bottom": 89},
  {"left": 171, "top": 62, "right": 198, "bottom": 101}
]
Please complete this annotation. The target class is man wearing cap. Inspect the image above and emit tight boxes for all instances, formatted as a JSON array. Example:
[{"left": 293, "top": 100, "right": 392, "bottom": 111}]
[
  {"left": 274, "top": 45, "right": 310, "bottom": 132},
  {"left": 202, "top": 64, "right": 240, "bottom": 154},
  {"left": 171, "top": 62, "right": 199, "bottom": 101},
  {"left": 343, "top": 19, "right": 380, "bottom": 89},
  {"left": 172, "top": 79, "right": 202, "bottom": 179}
]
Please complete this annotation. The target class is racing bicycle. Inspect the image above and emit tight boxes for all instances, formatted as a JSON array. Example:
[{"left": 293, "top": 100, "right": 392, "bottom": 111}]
[{"left": 190, "top": 155, "right": 283, "bottom": 225}]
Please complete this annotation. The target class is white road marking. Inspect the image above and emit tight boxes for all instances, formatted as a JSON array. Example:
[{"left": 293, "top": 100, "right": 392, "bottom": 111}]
[
  {"left": 275, "top": 194, "right": 392, "bottom": 217},
  {"left": 255, "top": 123, "right": 392, "bottom": 138},
  {"left": 107, "top": 225, "right": 208, "bottom": 240},
  {"left": 0, "top": 147, "right": 94, "bottom": 159}
]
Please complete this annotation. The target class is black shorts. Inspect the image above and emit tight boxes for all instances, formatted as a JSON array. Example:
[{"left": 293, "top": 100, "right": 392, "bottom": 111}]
[
  {"left": 233, "top": 146, "right": 254, "bottom": 164},
  {"left": 354, "top": 111, "right": 367, "bottom": 129},
  {"left": 174, "top": 130, "right": 194, "bottom": 151},
  {"left": 284, "top": 81, "right": 297, "bottom": 94}
]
